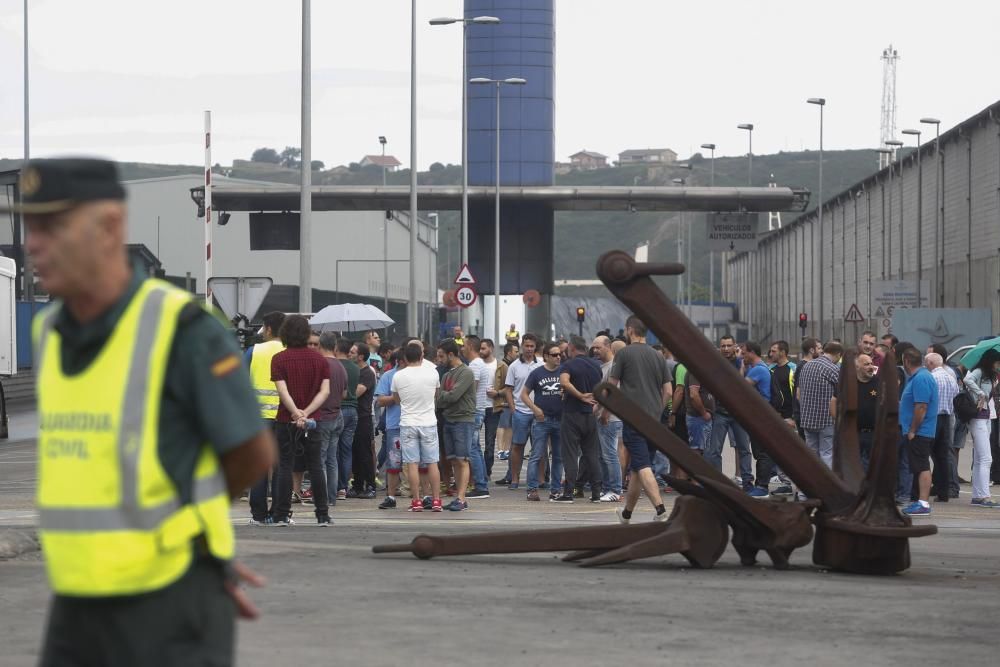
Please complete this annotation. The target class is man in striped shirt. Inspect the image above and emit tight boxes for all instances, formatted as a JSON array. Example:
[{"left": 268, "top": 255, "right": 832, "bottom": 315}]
[{"left": 927, "top": 352, "right": 959, "bottom": 502}]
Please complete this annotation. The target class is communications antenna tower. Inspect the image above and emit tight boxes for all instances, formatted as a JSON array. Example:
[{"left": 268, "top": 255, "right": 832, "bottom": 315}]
[{"left": 879, "top": 44, "right": 899, "bottom": 169}]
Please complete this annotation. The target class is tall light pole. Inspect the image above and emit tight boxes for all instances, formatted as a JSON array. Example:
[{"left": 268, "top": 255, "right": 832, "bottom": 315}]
[
  {"left": 876, "top": 147, "right": 894, "bottom": 279},
  {"left": 885, "top": 138, "right": 904, "bottom": 280},
  {"left": 672, "top": 177, "right": 686, "bottom": 314},
  {"left": 407, "top": 0, "right": 418, "bottom": 336},
  {"left": 428, "top": 212, "right": 439, "bottom": 340},
  {"left": 299, "top": 0, "right": 312, "bottom": 313},
  {"left": 470, "top": 76, "right": 526, "bottom": 340},
  {"left": 737, "top": 123, "right": 753, "bottom": 338},
  {"left": 807, "top": 98, "right": 826, "bottom": 341},
  {"left": 379, "top": 135, "right": 389, "bottom": 322},
  {"left": 701, "top": 143, "right": 716, "bottom": 339},
  {"left": 920, "top": 117, "right": 942, "bottom": 306},
  {"left": 22, "top": 0, "right": 34, "bottom": 302},
  {"left": 430, "top": 15, "right": 500, "bottom": 332},
  {"left": 902, "top": 128, "right": 923, "bottom": 303}
]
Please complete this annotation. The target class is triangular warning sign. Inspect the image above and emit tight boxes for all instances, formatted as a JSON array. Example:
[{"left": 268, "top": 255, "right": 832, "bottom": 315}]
[
  {"left": 844, "top": 303, "right": 865, "bottom": 323},
  {"left": 453, "top": 263, "right": 477, "bottom": 285},
  {"left": 874, "top": 306, "right": 885, "bottom": 317}
]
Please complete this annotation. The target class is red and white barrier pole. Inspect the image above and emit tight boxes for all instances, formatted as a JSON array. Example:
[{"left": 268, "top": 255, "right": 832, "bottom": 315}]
[{"left": 204, "top": 110, "right": 213, "bottom": 306}]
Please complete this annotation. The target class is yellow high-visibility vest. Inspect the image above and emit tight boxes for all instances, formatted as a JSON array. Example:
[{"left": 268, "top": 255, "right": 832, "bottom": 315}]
[
  {"left": 250, "top": 339, "right": 284, "bottom": 419},
  {"left": 34, "top": 279, "right": 235, "bottom": 597}
]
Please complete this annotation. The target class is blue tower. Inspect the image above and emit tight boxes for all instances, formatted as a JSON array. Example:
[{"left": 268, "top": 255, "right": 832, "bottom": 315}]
[{"left": 465, "top": 0, "right": 555, "bottom": 297}]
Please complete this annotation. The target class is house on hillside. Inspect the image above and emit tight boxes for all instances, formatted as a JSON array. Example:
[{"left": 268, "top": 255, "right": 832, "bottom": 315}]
[
  {"left": 360, "top": 154, "right": 402, "bottom": 171},
  {"left": 569, "top": 150, "right": 608, "bottom": 170},
  {"left": 616, "top": 148, "right": 677, "bottom": 166}
]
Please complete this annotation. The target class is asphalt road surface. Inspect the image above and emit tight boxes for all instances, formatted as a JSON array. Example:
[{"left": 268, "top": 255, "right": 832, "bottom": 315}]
[{"left": 2, "top": 421, "right": 999, "bottom": 666}]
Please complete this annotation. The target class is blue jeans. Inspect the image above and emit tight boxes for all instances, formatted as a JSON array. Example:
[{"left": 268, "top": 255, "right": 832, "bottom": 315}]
[
  {"left": 706, "top": 411, "right": 752, "bottom": 485},
  {"left": 467, "top": 410, "right": 488, "bottom": 491},
  {"left": 598, "top": 420, "right": 623, "bottom": 494},
  {"left": 804, "top": 425, "right": 835, "bottom": 469},
  {"left": 897, "top": 433, "right": 913, "bottom": 501},
  {"left": 317, "top": 414, "right": 345, "bottom": 504},
  {"left": 528, "top": 417, "right": 563, "bottom": 491},
  {"left": 249, "top": 420, "right": 278, "bottom": 520},
  {"left": 483, "top": 408, "right": 501, "bottom": 476},
  {"left": 336, "top": 406, "right": 358, "bottom": 492}
]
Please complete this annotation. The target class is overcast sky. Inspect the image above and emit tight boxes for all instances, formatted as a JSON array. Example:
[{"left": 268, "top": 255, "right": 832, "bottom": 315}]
[{"left": 1, "top": 0, "right": 997, "bottom": 168}]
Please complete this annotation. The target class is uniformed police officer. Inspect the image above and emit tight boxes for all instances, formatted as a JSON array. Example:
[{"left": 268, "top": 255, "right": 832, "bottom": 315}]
[{"left": 5, "top": 158, "right": 275, "bottom": 666}]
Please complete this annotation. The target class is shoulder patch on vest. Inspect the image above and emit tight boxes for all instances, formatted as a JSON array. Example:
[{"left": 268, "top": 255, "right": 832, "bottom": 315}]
[{"left": 211, "top": 354, "right": 241, "bottom": 378}]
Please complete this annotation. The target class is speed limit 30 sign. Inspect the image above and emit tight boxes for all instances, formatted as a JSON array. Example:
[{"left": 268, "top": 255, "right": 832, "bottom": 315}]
[{"left": 455, "top": 285, "right": 477, "bottom": 308}]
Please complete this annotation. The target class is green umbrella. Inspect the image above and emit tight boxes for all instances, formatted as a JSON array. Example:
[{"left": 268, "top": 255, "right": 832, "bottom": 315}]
[{"left": 956, "top": 336, "right": 1000, "bottom": 370}]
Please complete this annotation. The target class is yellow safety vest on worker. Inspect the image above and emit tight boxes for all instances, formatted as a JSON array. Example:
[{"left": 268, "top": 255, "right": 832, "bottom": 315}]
[
  {"left": 250, "top": 339, "right": 284, "bottom": 419},
  {"left": 34, "top": 279, "right": 234, "bottom": 597}
]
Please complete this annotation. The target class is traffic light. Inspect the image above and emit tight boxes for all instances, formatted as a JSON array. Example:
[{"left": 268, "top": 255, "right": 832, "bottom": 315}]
[
  {"left": 798, "top": 312, "right": 808, "bottom": 331},
  {"left": 576, "top": 306, "right": 586, "bottom": 323}
]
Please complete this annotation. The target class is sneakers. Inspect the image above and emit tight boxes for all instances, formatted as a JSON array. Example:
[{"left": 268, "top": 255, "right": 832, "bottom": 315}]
[
  {"left": 431, "top": 498, "right": 444, "bottom": 512},
  {"left": 747, "top": 487, "right": 770, "bottom": 498},
  {"left": 526, "top": 490, "right": 540, "bottom": 501},
  {"left": 654, "top": 509, "right": 671, "bottom": 522},
  {"left": 301, "top": 489, "right": 314, "bottom": 503},
  {"left": 346, "top": 488, "right": 360, "bottom": 499},
  {"left": 361, "top": 488, "right": 377, "bottom": 499},
  {"left": 446, "top": 499, "right": 467, "bottom": 512},
  {"left": 590, "top": 494, "right": 602, "bottom": 503},
  {"left": 616, "top": 507, "right": 630, "bottom": 525},
  {"left": 599, "top": 492, "right": 622, "bottom": 503},
  {"left": 971, "top": 498, "right": 1000, "bottom": 508},
  {"left": 316, "top": 515, "right": 332, "bottom": 526},
  {"left": 550, "top": 494, "right": 574, "bottom": 503},
  {"left": 495, "top": 478, "right": 510, "bottom": 486},
  {"left": 508, "top": 483, "right": 520, "bottom": 490},
  {"left": 272, "top": 517, "right": 295, "bottom": 527},
  {"left": 336, "top": 489, "right": 347, "bottom": 500},
  {"left": 771, "top": 485, "right": 794, "bottom": 496},
  {"left": 548, "top": 492, "right": 560, "bottom": 501},
  {"left": 291, "top": 491, "right": 303, "bottom": 504},
  {"left": 408, "top": 499, "right": 423, "bottom": 512},
  {"left": 902, "top": 502, "right": 931, "bottom": 516},
  {"left": 573, "top": 488, "right": 585, "bottom": 498},
  {"left": 379, "top": 497, "right": 397, "bottom": 510},
  {"left": 247, "top": 517, "right": 273, "bottom": 526},
  {"left": 498, "top": 451, "right": 510, "bottom": 461},
  {"left": 422, "top": 495, "right": 433, "bottom": 510},
  {"left": 467, "top": 488, "right": 491, "bottom": 499}
]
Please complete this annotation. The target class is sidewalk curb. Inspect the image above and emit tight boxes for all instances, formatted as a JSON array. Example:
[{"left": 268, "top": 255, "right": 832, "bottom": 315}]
[{"left": 0, "top": 530, "right": 40, "bottom": 559}]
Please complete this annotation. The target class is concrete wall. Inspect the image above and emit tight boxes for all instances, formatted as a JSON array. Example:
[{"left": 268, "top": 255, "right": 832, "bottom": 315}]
[{"left": 727, "top": 101, "right": 1000, "bottom": 346}]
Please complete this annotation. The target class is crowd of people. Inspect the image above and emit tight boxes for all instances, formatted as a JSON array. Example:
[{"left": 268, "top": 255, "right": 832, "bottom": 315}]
[{"left": 243, "top": 311, "right": 1000, "bottom": 526}]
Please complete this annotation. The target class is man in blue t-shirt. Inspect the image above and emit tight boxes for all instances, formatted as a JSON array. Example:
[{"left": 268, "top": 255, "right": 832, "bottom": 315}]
[
  {"left": 742, "top": 341, "right": 777, "bottom": 498},
  {"left": 898, "top": 347, "right": 939, "bottom": 516},
  {"left": 374, "top": 351, "right": 404, "bottom": 509},
  {"left": 521, "top": 342, "right": 564, "bottom": 500}
]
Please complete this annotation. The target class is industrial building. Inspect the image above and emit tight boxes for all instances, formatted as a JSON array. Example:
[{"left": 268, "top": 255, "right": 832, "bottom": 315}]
[{"left": 727, "top": 100, "right": 1000, "bottom": 345}]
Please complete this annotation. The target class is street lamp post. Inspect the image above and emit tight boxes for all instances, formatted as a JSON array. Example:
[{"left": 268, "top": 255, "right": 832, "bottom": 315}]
[
  {"left": 902, "top": 128, "right": 923, "bottom": 303},
  {"left": 807, "top": 98, "right": 826, "bottom": 340},
  {"left": 701, "top": 143, "right": 716, "bottom": 339},
  {"left": 876, "top": 147, "right": 894, "bottom": 279},
  {"left": 299, "top": 0, "right": 312, "bottom": 314},
  {"left": 920, "top": 117, "right": 942, "bottom": 306},
  {"left": 407, "top": 0, "right": 418, "bottom": 336},
  {"left": 428, "top": 212, "right": 439, "bottom": 340},
  {"left": 885, "top": 138, "right": 904, "bottom": 280},
  {"left": 470, "top": 76, "right": 527, "bottom": 340},
  {"left": 430, "top": 15, "right": 500, "bottom": 333},
  {"left": 379, "top": 135, "right": 389, "bottom": 323},
  {"left": 672, "top": 177, "right": 686, "bottom": 314},
  {"left": 737, "top": 123, "right": 753, "bottom": 338}
]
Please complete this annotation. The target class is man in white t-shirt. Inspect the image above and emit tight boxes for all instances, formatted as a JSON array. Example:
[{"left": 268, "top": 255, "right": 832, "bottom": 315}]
[
  {"left": 465, "top": 335, "right": 493, "bottom": 497},
  {"left": 391, "top": 342, "right": 442, "bottom": 512},
  {"left": 502, "top": 333, "right": 542, "bottom": 489}
]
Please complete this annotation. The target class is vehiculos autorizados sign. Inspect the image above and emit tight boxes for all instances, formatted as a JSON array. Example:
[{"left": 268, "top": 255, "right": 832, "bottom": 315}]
[{"left": 706, "top": 213, "right": 759, "bottom": 252}]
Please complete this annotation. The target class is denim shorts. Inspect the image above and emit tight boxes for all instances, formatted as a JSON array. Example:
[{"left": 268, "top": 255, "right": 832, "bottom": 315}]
[
  {"left": 385, "top": 429, "right": 402, "bottom": 472},
  {"left": 499, "top": 407, "right": 513, "bottom": 429},
  {"left": 511, "top": 411, "right": 534, "bottom": 446},
  {"left": 400, "top": 424, "right": 439, "bottom": 465},
  {"left": 443, "top": 420, "right": 475, "bottom": 460},
  {"left": 622, "top": 424, "right": 657, "bottom": 472}
]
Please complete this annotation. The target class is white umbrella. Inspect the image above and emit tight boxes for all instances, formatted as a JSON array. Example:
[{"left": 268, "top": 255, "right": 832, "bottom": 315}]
[{"left": 309, "top": 303, "right": 394, "bottom": 332}]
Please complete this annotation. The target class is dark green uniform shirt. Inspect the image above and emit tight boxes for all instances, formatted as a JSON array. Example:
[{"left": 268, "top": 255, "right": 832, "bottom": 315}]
[
  {"left": 340, "top": 359, "right": 360, "bottom": 409},
  {"left": 50, "top": 266, "right": 263, "bottom": 503}
]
